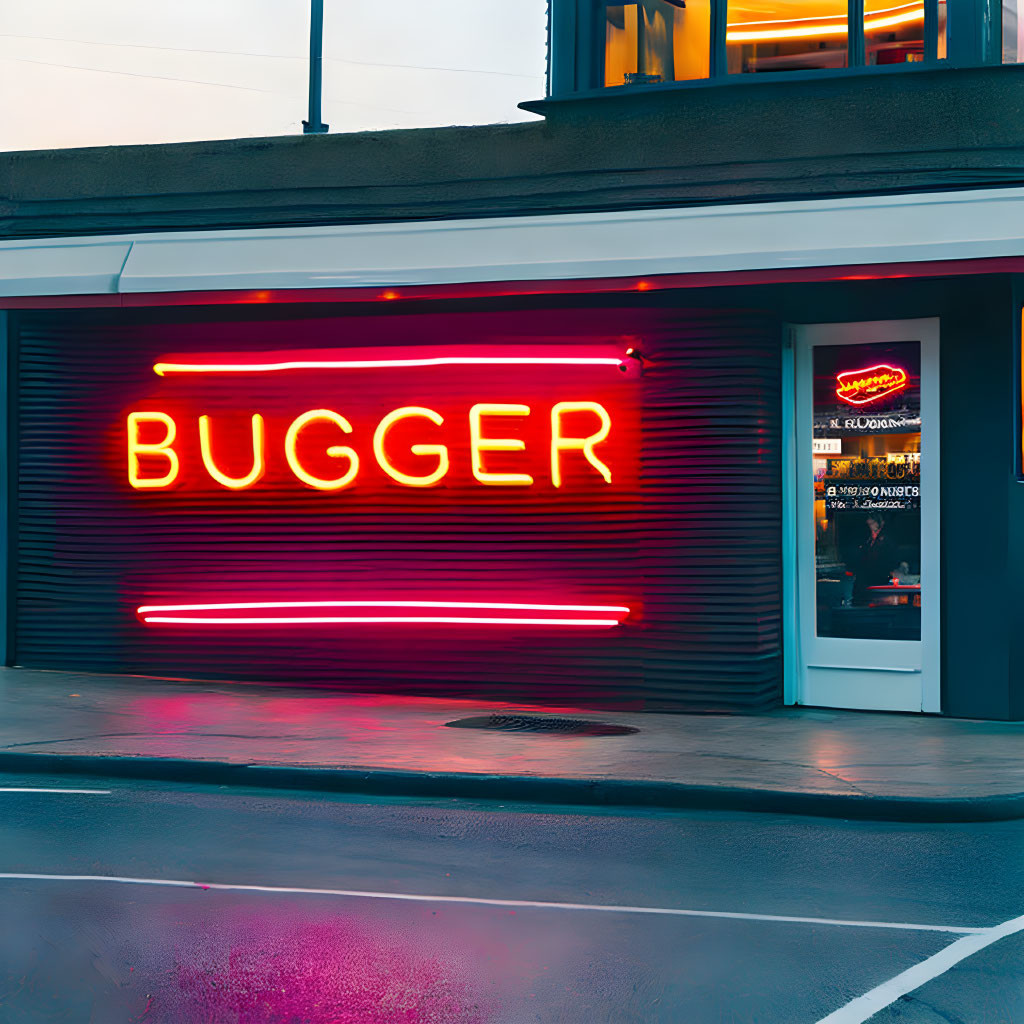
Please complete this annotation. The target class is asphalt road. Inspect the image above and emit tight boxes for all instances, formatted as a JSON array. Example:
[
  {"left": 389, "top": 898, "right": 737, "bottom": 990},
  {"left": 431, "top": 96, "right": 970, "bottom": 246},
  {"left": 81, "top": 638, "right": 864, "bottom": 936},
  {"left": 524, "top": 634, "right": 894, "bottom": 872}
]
[{"left": 0, "top": 772, "right": 1022, "bottom": 1023}]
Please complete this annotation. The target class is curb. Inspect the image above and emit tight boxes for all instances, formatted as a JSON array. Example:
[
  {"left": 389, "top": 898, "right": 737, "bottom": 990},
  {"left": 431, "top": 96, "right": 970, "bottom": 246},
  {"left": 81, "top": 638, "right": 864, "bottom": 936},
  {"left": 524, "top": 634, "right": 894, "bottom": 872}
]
[{"left": 1, "top": 750, "right": 1023, "bottom": 822}]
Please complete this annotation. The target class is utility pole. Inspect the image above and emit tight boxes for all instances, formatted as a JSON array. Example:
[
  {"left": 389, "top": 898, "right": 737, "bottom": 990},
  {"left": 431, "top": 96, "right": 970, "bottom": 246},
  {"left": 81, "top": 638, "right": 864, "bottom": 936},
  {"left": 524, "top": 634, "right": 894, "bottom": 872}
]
[{"left": 302, "top": 0, "right": 329, "bottom": 134}]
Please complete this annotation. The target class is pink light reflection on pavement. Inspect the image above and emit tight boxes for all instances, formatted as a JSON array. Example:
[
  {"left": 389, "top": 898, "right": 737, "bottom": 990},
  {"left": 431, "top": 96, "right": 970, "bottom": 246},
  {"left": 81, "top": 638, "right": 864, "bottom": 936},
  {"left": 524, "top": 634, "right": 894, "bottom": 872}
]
[
  {"left": 115, "top": 691, "right": 611, "bottom": 776},
  {"left": 168, "top": 909, "right": 494, "bottom": 1024}
]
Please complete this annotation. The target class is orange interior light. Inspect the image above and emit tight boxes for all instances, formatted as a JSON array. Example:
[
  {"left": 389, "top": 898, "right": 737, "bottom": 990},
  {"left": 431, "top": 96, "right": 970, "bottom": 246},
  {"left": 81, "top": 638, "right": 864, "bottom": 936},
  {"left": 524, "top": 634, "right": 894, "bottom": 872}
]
[{"left": 727, "top": 1, "right": 922, "bottom": 41}]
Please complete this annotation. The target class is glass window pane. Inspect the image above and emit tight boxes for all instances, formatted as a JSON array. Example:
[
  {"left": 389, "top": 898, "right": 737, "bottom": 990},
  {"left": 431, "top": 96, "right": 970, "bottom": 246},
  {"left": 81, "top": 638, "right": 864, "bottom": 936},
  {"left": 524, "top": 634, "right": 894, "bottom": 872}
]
[
  {"left": 1004, "top": 0, "right": 1024, "bottom": 61},
  {"left": 937, "top": 0, "right": 947, "bottom": 59},
  {"left": 865, "top": 0, "right": 925, "bottom": 64},
  {"left": 727, "top": 0, "right": 848, "bottom": 74},
  {"left": 813, "top": 342, "right": 922, "bottom": 642},
  {"left": 604, "top": 0, "right": 711, "bottom": 87}
]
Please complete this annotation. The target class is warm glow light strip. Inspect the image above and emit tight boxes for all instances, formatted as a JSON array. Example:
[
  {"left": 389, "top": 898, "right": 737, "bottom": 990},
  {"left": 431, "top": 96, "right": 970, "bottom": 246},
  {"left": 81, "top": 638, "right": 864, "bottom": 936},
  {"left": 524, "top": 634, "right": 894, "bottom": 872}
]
[
  {"left": 727, "top": 22, "right": 849, "bottom": 39},
  {"left": 727, "top": 4, "right": 921, "bottom": 41},
  {"left": 730, "top": 1, "right": 918, "bottom": 27},
  {"left": 138, "top": 600, "right": 631, "bottom": 614},
  {"left": 142, "top": 616, "right": 621, "bottom": 627},
  {"left": 154, "top": 356, "right": 624, "bottom": 376},
  {"left": 862, "top": 9, "right": 925, "bottom": 29}
]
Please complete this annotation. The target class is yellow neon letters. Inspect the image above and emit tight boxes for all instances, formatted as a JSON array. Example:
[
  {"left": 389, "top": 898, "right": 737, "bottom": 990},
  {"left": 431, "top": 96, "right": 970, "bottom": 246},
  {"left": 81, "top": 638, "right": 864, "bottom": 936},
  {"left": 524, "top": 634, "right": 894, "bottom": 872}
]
[
  {"left": 284, "top": 409, "right": 360, "bottom": 490},
  {"left": 126, "top": 401, "right": 615, "bottom": 491},
  {"left": 198, "top": 414, "right": 266, "bottom": 489},
  {"left": 127, "top": 411, "right": 180, "bottom": 489},
  {"left": 551, "top": 401, "right": 612, "bottom": 487},
  {"left": 469, "top": 404, "right": 534, "bottom": 486},
  {"left": 373, "top": 406, "right": 449, "bottom": 487}
]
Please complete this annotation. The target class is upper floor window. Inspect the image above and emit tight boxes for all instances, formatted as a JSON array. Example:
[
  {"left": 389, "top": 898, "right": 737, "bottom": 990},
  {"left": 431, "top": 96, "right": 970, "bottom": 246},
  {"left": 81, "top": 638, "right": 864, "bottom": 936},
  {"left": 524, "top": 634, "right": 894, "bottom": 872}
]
[
  {"left": 543, "top": 0, "right": 1024, "bottom": 98},
  {"left": 599, "top": 0, "right": 946, "bottom": 85},
  {"left": 604, "top": 1, "right": 712, "bottom": 84},
  {"left": 725, "top": 0, "right": 852, "bottom": 74}
]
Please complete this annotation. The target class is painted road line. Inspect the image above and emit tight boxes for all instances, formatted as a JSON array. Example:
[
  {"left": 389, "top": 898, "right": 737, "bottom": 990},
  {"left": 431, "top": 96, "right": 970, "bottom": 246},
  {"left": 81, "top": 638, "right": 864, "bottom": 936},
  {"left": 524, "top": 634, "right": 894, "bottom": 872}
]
[
  {"left": 816, "top": 910, "right": 1024, "bottom": 1023},
  {"left": 0, "top": 874, "right": 984, "bottom": 934},
  {"left": 0, "top": 787, "right": 111, "bottom": 794}
]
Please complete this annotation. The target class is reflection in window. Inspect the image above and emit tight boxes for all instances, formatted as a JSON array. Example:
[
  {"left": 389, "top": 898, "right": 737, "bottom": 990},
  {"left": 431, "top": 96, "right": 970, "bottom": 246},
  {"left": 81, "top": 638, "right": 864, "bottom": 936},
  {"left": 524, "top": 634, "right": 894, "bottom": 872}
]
[
  {"left": 865, "top": 1, "right": 925, "bottom": 64},
  {"left": 604, "top": 0, "right": 711, "bottom": 86},
  {"left": 813, "top": 342, "right": 922, "bottom": 642},
  {"left": 727, "top": 0, "right": 849, "bottom": 73}
]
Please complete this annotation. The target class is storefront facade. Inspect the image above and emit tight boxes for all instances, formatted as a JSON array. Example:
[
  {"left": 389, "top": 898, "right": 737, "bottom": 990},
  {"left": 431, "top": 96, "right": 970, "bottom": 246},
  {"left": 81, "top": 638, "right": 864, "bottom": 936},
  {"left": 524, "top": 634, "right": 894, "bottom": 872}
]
[
  {"left": 0, "top": 208, "right": 1021, "bottom": 718},
  {"left": 3, "top": 19, "right": 1024, "bottom": 718}
]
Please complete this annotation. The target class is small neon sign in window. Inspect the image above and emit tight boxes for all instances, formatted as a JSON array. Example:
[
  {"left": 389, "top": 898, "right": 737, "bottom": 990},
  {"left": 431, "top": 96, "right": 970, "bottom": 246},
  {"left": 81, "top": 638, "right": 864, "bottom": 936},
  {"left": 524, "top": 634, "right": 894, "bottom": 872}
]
[{"left": 835, "top": 364, "right": 909, "bottom": 406}]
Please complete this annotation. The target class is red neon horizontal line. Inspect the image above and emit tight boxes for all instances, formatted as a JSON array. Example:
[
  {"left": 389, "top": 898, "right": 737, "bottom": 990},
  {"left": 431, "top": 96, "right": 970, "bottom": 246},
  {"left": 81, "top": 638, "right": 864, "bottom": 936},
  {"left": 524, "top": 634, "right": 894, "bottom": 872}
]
[
  {"left": 142, "top": 615, "right": 621, "bottom": 627},
  {"left": 137, "top": 600, "right": 631, "bottom": 614},
  {"left": 153, "top": 356, "right": 623, "bottom": 376}
]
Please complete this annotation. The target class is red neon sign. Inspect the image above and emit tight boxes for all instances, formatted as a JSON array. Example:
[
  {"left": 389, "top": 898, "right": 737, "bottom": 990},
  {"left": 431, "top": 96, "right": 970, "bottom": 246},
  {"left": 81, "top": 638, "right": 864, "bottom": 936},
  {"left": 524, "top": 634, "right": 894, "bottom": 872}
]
[
  {"left": 126, "top": 402, "right": 617, "bottom": 492},
  {"left": 126, "top": 346, "right": 638, "bottom": 634},
  {"left": 835, "top": 364, "right": 908, "bottom": 406},
  {"left": 136, "top": 600, "right": 630, "bottom": 628},
  {"left": 126, "top": 349, "right": 632, "bottom": 493},
  {"left": 153, "top": 355, "right": 625, "bottom": 375}
]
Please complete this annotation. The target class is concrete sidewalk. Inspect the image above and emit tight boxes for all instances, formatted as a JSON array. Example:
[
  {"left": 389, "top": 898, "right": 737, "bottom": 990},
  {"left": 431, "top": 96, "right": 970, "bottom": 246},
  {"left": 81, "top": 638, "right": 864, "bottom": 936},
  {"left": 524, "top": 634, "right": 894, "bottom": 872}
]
[{"left": 1, "top": 667, "right": 1023, "bottom": 820}]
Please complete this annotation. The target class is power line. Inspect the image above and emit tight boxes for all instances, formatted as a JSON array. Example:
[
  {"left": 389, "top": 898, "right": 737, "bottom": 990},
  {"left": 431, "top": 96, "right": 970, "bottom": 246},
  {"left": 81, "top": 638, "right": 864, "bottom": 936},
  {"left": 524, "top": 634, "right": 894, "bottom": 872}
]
[
  {"left": 0, "top": 31, "right": 301, "bottom": 61},
  {"left": 0, "top": 54, "right": 283, "bottom": 93},
  {"left": 0, "top": 31, "right": 542, "bottom": 78},
  {"left": 327, "top": 56, "right": 540, "bottom": 79},
  {"left": 0, "top": 55, "right": 414, "bottom": 112}
]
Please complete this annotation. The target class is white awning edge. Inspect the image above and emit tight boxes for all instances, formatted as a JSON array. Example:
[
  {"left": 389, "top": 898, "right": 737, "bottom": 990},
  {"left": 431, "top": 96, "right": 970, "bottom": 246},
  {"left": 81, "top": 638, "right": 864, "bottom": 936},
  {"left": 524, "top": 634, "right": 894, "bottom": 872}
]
[{"left": 3, "top": 187, "right": 1024, "bottom": 297}]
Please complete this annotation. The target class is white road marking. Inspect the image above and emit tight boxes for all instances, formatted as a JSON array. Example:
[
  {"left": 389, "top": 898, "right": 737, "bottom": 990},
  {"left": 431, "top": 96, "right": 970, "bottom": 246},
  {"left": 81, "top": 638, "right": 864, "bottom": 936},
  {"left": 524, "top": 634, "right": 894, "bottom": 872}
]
[
  {"left": 0, "top": 873, "right": 983, "bottom": 934},
  {"left": 0, "top": 787, "right": 111, "bottom": 794},
  {"left": 816, "top": 910, "right": 1024, "bottom": 1023}
]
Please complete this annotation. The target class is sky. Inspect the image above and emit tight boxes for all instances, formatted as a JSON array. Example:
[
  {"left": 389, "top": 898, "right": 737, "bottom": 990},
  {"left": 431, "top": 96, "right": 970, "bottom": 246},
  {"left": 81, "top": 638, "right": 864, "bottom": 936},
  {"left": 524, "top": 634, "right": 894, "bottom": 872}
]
[{"left": 0, "top": 0, "right": 547, "bottom": 152}]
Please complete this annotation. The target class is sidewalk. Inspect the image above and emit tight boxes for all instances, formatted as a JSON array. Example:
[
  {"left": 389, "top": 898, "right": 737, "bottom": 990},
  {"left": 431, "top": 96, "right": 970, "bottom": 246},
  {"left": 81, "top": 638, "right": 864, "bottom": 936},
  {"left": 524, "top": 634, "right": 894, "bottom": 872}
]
[{"left": 1, "top": 667, "right": 1022, "bottom": 821}]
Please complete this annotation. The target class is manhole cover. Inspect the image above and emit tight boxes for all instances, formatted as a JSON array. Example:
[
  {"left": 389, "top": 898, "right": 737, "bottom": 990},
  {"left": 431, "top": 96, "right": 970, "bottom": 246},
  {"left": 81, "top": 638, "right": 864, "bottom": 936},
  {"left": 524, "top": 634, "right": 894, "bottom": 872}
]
[{"left": 445, "top": 714, "right": 638, "bottom": 736}]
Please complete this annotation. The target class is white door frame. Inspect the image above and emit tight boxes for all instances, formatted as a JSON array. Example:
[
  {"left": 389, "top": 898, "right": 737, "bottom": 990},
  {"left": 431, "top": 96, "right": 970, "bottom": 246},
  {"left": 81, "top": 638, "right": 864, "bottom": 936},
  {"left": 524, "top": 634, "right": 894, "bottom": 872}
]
[{"left": 784, "top": 318, "right": 940, "bottom": 714}]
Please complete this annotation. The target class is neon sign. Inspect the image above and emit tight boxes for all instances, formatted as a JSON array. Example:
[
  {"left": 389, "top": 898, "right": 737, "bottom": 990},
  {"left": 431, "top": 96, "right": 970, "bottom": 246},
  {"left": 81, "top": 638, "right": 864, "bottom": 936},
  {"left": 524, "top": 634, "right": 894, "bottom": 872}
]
[
  {"left": 126, "top": 411, "right": 179, "bottom": 489},
  {"left": 136, "top": 599, "right": 631, "bottom": 628},
  {"left": 128, "top": 350, "right": 630, "bottom": 492},
  {"left": 153, "top": 356, "right": 625, "bottom": 375},
  {"left": 835, "top": 364, "right": 909, "bottom": 406},
  {"left": 127, "top": 348, "right": 635, "bottom": 633},
  {"left": 127, "top": 401, "right": 616, "bottom": 491}
]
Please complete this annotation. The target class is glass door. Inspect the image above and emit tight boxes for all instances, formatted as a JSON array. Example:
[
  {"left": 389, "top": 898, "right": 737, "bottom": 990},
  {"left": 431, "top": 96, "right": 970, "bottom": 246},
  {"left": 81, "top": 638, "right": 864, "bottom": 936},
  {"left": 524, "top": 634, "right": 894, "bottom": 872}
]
[{"left": 792, "top": 319, "right": 940, "bottom": 712}]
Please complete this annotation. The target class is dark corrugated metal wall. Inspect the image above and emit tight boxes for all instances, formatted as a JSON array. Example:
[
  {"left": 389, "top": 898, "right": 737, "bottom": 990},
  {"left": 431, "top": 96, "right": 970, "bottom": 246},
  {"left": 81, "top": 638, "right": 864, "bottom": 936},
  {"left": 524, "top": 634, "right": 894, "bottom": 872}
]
[{"left": 13, "top": 303, "right": 782, "bottom": 711}]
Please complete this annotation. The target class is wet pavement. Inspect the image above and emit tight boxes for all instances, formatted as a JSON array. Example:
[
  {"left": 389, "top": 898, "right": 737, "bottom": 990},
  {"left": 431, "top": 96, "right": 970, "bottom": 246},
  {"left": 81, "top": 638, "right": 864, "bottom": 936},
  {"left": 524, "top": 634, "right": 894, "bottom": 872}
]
[
  {"left": 2, "top": 667, "right": 1024, "bottom": 805},
  {"left": 1, "top": 771, "right": 1023, "bottom": 1022}
]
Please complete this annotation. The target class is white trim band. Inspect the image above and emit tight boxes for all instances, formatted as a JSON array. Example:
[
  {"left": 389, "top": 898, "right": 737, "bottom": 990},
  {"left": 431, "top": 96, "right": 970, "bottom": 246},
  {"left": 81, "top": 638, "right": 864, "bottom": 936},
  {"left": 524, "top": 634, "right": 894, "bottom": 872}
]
[{"left": 4, "top": 187, "right": 1024, "bottom": 297}]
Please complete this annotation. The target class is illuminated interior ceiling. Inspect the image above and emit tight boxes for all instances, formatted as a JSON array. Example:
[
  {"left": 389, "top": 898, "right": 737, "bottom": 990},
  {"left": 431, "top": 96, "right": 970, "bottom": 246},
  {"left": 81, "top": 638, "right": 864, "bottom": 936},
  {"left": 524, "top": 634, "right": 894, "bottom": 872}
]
[{"left": 727, "top": 0, "right": 923, "bottom": 39}]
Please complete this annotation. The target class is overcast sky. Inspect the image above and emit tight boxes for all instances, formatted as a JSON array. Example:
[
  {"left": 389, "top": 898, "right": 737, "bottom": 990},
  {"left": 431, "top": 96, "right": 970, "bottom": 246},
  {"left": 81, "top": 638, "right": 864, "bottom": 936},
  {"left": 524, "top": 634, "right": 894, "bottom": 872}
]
[{"left": 0, "top": 0, "right": 547, "bottom": 152}]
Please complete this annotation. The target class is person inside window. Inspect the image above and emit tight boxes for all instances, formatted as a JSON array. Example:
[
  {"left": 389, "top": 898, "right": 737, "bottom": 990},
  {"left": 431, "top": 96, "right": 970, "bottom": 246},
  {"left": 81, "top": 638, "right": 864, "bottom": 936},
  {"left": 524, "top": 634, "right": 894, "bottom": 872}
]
[{"left": 852, "top": 513, "right": 898, "bottom": 605}]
